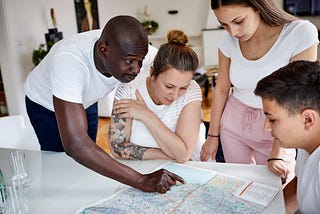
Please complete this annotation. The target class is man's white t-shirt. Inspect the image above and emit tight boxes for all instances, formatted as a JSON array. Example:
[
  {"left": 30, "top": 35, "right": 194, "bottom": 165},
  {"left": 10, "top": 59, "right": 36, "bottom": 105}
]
[{"left": 25, "top": 29, "right": 156, "bottom": 111}]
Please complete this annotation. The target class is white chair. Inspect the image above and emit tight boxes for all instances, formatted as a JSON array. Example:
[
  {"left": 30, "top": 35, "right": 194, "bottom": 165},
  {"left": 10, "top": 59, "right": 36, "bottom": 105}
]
[{"left": 0, "top": 115, "right": 40, "bottom": 151}]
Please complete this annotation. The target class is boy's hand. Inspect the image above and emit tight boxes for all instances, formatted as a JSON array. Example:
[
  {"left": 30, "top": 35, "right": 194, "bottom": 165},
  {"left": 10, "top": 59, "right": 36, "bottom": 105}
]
[{"left": 268, "top": 159, "right": 288, "bottom": 184}]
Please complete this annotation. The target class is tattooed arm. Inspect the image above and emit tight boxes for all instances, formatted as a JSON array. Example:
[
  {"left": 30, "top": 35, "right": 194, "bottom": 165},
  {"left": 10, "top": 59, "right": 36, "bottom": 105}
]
[{"left": 108, "top": 105, "right": 170, "bottom": 160}]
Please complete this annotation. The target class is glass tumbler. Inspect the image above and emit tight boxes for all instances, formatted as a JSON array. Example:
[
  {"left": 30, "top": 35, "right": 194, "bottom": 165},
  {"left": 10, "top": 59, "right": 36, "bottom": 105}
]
[
  {"left": 9, "top": 151, "right": 31, "bottom": 189},
  {"left": 0, "top": 186, "right": 28, "bottom": 214}
]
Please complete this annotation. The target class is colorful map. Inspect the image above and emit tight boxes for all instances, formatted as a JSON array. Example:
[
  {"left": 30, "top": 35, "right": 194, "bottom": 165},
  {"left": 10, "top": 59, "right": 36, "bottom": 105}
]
[
  {"left": 77, "top": 177, "right": 265, "bottom": 214},
  {"left": 76, "top": 163, "right": 279, "bottom": 214}
]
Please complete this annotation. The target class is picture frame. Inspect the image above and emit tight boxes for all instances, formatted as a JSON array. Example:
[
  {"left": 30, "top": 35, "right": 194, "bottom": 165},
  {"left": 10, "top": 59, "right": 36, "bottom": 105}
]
[{"left": 74, "top": 0, "right": 100, "bottom": 33}]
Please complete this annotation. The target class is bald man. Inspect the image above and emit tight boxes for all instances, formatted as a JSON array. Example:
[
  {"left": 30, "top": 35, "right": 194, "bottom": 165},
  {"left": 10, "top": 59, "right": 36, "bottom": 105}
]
[{"left": 25, "top": 15, "right": 184, "bottom": 193}]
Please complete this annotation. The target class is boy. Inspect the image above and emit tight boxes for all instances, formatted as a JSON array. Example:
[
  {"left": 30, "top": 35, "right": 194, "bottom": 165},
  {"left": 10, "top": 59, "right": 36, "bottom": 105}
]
[{"left": 254, "top": 60, "right": 320, "bottom": 214}]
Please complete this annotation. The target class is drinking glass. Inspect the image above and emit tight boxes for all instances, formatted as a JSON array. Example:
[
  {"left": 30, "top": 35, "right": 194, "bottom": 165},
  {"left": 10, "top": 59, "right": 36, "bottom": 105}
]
[
  {"left": 9, "top": 151, "right": 31, "bottom": 189},
  {"left": 0, "top": 186, "right": 28, "bottom": 214},
  {"left": 0, "top": 169, "right": 4, "bottom": 213}
]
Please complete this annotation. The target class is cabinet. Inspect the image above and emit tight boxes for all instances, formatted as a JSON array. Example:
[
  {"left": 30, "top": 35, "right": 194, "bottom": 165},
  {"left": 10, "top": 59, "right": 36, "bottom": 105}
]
[
  {"left": 0, "top": 68, "right": 8, "bottom": 117},
  {"left": 202, "top": 28, "right": 224, "bottom": 67}
]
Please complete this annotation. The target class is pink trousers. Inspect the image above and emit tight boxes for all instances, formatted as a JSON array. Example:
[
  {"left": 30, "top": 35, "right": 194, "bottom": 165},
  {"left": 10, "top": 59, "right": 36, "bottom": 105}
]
[{"left": 220, "top": 95, "right": 296, "bottom": 182}]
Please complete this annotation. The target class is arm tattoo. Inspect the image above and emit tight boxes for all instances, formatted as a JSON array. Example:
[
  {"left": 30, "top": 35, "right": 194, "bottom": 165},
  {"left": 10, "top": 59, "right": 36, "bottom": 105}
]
[{"left": 109, "top": 112, "right": 148, "bottom": 160}]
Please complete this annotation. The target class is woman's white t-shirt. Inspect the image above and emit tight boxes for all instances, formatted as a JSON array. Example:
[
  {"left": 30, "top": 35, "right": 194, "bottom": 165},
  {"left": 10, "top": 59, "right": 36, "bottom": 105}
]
[
  {"left": 115, "top": 77, "right": 205, "bottom": 160},
  {"left": 219, "top": 20, "right": 319, "bottom": 108}
]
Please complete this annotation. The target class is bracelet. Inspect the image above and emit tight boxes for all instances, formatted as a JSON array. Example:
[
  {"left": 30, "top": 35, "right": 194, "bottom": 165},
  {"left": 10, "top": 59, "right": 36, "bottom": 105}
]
[
  {"left": 207, "top": 133, "right": 219, "bottom": 138},
  {"left": 267, "top": 158, "right": 284, "bottom": 162}
]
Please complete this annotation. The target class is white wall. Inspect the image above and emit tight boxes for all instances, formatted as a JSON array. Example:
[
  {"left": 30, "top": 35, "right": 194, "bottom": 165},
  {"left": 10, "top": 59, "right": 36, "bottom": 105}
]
[
  {"left": 0, "top": 0, "right": 210, "bottom": 120},
  {"left": 0, "top": 0, "right": 318, "bottom": 120},
  {"left": 98, "top": 0, "right": 210, "bottom": 37}
]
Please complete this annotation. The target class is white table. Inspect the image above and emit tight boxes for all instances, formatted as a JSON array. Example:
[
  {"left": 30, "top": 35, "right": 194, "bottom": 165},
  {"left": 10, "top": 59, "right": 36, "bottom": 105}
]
[{"left": 0, "top": 148, "right": 285, "bottom": 214}]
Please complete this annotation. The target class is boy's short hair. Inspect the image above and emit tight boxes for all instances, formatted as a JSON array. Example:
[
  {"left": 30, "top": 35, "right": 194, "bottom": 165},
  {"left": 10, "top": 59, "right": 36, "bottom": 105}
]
[{"left": 254, "top": 60, "right": 320, "bottom": 115}]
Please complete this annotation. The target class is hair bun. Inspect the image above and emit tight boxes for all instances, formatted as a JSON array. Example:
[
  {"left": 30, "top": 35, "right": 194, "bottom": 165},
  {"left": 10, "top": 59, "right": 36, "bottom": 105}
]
[{"left": 167, "top": 30, "right": 188, "bottom": 46}]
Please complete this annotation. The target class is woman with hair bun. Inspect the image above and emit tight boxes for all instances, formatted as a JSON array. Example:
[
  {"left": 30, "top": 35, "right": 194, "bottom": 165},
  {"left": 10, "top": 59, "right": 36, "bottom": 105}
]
[{"left": 109, "top": 29, "right": 205, "bottom": 163}]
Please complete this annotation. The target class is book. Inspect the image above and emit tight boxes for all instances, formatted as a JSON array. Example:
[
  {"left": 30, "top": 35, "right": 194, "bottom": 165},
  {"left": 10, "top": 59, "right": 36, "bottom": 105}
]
[
  {"left": 207, "top": 172, "right": 279, "bottom": 207},
  {"left": 234, "top": 179, "right": 279, "bottom": 207}
]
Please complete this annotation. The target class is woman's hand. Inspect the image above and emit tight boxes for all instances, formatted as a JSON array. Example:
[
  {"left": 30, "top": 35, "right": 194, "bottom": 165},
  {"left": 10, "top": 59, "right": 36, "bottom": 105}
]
[
  {"left": 200, "top": 137, "right": 219, "bottom": 161},
  {"left": 113, "top": 89, "right": 150, "bottom": 121}
]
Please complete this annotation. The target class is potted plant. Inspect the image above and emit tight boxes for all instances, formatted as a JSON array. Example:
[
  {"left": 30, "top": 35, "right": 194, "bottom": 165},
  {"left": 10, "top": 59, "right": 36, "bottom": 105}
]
[
  {"left": 141, "top": 5, "right": 159, "bottom": 35},
  {"left": 141, "top": 20, "right": 159, "bottom": 35},
  {"left": 32, "top": 44, "right": 47, "bottom": 66}
]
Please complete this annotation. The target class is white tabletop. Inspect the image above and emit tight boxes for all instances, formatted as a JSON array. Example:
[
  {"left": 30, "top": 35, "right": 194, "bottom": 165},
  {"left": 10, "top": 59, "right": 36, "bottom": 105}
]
[{"left": 0, "top": 148, "right": 285, "bottom": 214}]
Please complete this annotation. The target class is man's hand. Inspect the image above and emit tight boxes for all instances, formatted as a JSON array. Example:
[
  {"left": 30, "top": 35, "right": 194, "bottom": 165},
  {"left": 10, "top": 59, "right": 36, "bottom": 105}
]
[{"left": 138, "top": 169, "right": 185, "bottom": 194}]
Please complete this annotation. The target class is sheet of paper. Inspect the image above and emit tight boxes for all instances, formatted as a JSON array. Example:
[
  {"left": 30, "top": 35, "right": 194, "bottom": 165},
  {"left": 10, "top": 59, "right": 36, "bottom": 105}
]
[{"left": 159, "top": 162, "right": 217, "bottom": 185}]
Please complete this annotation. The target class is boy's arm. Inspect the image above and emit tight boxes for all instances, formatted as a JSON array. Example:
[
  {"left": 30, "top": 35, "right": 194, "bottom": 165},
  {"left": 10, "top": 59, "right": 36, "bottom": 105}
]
[
  {"left": 284, "top": 176, "right": 298, "bottom": 213},
  {"left": 268, "top": 142, "right": 289, "bottom": 181}
]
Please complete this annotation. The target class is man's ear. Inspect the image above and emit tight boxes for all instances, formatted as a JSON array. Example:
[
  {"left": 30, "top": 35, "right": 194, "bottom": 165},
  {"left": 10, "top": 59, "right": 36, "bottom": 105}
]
[
  {"left": 150, "top": 66, "right": 154, "bottom": 77},
  {"left": 97, "top": 41, "right": 109, "bottom": 56},
  {"left": 302, "top": 109, "right": 317, "bottom": 129}
]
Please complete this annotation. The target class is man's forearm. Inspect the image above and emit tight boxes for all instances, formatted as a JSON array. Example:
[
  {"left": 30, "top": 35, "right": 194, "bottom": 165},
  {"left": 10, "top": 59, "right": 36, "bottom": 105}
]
[{"left": 66, "top": 139, "right": 144, "bottom": 189}]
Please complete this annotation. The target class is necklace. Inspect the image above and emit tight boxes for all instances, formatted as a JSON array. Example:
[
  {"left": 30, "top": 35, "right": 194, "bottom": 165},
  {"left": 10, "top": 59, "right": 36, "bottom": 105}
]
[
  {"left": 247, "top": 38, "right": 274, "bottom": 60},
  {"left": 252, "top": 53, "right": 260, "bottom": 60},
  {"left": 252, "top": 55, "right": 261, "bottom": 60},
  {"left": 251, "top": 45, "right": 264, "bottom": 60},
  {"left": 243, "top": 26, "right": 282, "bottom": 60}
]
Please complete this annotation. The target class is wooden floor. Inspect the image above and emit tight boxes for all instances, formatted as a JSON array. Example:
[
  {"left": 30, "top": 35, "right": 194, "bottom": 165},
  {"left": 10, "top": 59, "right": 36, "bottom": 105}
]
[
  {"left": 96, "top": 86, "right": 213, "bottom": 154},
  {"left": 96, "top": 117, "right": 111, "bottom": 153},
  {"left": 201, "top": 86, "right": 213, "bottom": 123}
]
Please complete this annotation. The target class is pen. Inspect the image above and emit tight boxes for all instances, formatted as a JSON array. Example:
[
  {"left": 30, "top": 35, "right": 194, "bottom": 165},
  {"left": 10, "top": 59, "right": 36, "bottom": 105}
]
[{"left": 239, "top": 181, "right": 253, "bottom": 196}]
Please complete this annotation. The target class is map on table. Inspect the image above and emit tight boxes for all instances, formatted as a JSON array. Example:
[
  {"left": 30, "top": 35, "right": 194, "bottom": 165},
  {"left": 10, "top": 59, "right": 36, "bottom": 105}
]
[{"left": 76, "top": 162, "right": 278, "bottom": 214}]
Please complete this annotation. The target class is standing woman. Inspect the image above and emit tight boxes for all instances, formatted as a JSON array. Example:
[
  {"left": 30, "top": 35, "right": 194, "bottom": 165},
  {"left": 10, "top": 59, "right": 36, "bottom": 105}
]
[{"left": 201, "top": 0, "right": 319, "bottom": 184}]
